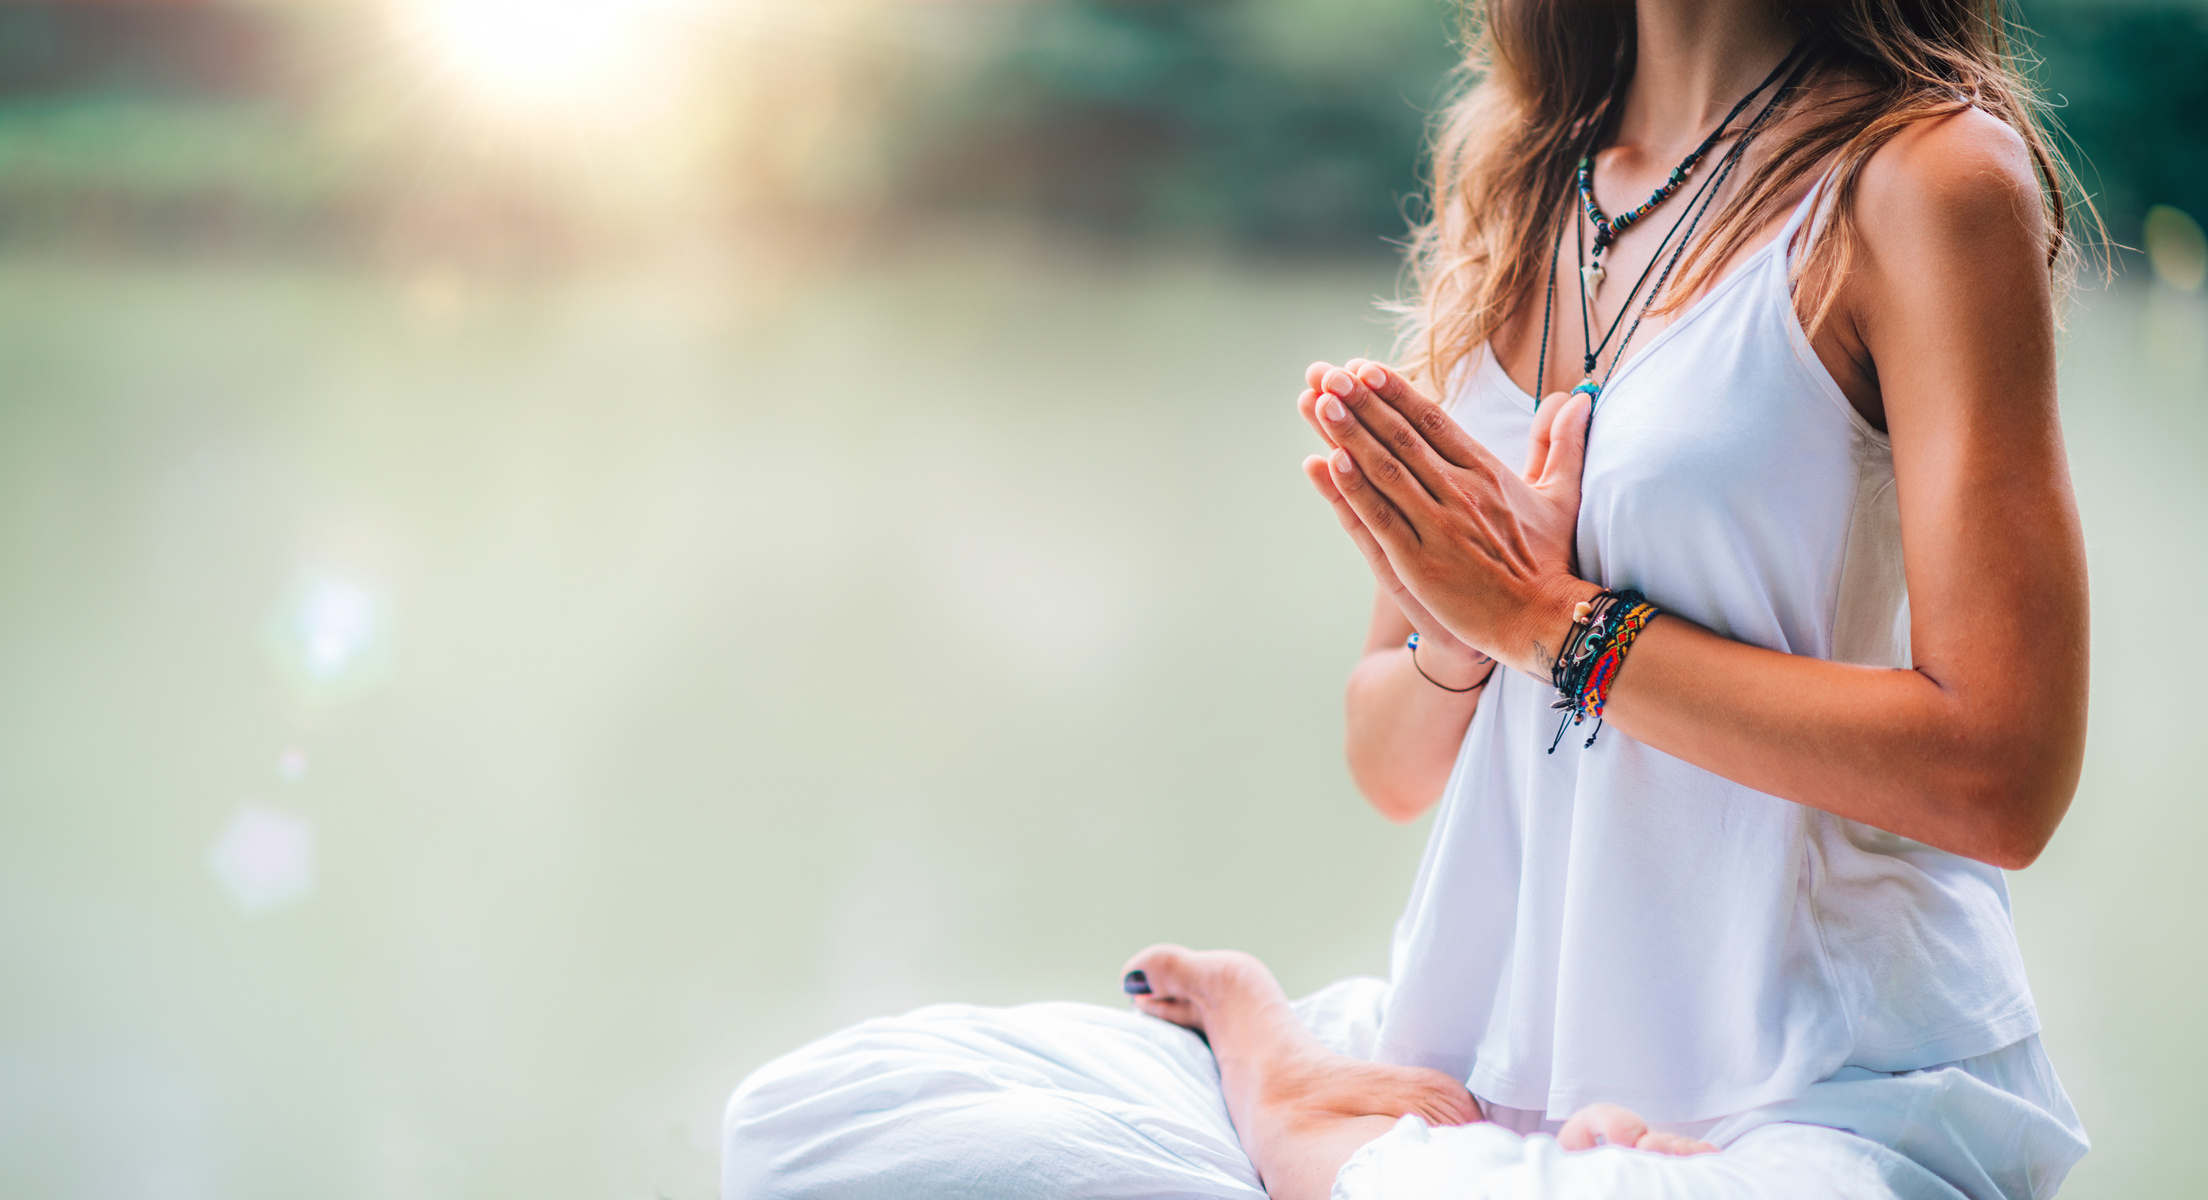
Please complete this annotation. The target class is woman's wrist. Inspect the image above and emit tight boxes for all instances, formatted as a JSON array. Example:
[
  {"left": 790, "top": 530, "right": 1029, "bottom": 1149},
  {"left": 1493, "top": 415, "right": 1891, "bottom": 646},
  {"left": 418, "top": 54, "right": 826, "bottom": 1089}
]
[{"left": 1504, "top": 576, "right": 1608, "bottom": 679}]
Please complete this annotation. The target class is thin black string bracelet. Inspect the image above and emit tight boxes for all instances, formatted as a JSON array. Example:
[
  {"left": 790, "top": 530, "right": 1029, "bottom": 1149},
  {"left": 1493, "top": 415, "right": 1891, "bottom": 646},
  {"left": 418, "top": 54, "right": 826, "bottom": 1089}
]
[{"left": 1407, "top": 632, "right": 1492, "bottom": 693}]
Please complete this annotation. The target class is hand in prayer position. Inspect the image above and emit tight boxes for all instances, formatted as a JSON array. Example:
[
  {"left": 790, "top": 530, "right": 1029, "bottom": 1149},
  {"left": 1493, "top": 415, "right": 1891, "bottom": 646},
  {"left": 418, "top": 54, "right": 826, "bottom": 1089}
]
[{"left": 1295, "top": 358, "right": 1599, "bottom": 679}]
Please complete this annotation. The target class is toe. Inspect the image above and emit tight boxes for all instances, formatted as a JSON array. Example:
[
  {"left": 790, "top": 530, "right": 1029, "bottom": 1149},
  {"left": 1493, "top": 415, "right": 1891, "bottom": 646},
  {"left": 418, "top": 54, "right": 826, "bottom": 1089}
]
[
  {"left": 1120, "top": 944, "right": 1195, "bottom": 1000},
  {"left": 1413, "top": 1089, "right": 1480, "bottom": 1127},
  {"left": 1130, "top": 994, "right": 1201, "bottom": 1029},
  {"left": 1558, "top": 1103, "right": 1649, "bottom": 1152},
  {"left": 1122, "top": 945, "right": 1210, "bottom": 1031},
  {"left": 1634, "top": 1132, "right": 1718, "bottom": 1156},
  {"left": 1410, "top": 1070, "right": 1481, "bottom": 1127}
]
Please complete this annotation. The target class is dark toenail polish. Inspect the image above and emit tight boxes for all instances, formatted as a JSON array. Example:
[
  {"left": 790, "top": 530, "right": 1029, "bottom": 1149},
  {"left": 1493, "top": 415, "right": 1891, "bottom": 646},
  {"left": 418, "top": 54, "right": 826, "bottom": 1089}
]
[{"left": 1122, "top": 970, "right": 1152, "bottom": 995}]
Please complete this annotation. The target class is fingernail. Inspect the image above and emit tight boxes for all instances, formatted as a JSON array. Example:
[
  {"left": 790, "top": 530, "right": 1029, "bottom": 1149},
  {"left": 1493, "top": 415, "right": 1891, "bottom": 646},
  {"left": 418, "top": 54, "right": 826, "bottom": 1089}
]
[
  {"left": 1357, "top": 363, "right": 1388, "bottom": 388},
  {"left": 1122, "top": 970, "right": 1152, "bottom": 995},
  {"left": 1332, "top": 448, "right": 1356, "bottom": 475},
  {"left": 1323, "top": 369, "right": 1357, "bottom": 397},
  {"left": 1320, "top": 396, "right": 1346, "bottom": 423}
]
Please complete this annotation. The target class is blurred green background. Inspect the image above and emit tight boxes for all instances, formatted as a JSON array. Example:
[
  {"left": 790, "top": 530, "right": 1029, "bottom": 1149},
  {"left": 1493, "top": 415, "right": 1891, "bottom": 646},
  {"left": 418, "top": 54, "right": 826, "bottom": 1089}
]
[{"left": 0, "top": 2, "right": 2201, "bottom": 1199}]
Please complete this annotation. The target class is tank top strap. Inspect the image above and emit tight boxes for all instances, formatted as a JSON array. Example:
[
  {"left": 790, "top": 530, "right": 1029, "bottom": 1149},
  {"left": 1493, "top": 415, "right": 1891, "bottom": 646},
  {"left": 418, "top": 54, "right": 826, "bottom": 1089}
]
[{"left": 1778, "top": 168, "right": 1842, "bottom": 264}]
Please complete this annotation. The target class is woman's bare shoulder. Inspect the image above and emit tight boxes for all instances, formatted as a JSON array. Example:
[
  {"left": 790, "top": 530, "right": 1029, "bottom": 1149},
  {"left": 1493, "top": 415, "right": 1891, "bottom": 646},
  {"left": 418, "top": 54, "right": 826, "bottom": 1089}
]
[{"left": 1850, "top": 106, "right": 2047, "bottom": 258}]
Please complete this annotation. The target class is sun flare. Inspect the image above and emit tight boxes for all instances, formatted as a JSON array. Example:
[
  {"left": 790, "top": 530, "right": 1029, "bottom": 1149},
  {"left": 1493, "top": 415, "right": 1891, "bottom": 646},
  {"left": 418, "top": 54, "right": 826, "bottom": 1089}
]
[{"left": 405, "top": 0, "right": 681, "bottom": 114}]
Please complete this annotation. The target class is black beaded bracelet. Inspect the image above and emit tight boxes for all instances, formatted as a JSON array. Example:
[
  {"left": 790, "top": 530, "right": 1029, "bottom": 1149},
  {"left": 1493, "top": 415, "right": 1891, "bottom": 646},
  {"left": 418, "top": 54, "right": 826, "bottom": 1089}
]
[{"left": 1548, "top": 589, "right": 1661, "bottom": 752}]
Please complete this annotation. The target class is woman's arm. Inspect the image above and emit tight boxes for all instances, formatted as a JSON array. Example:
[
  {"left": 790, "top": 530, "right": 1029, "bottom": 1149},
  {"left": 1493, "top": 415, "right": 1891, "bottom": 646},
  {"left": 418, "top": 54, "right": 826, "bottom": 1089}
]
[
  {"left": 1305, "top": 112, "right": 2087, "bottom": 869},
  {"left": 1598, "top": 112, "right": 2088, "bottom": 868},
  {"left": 1300, "top": 373, "right": 1590, "bottom": 823},
  {"left": 1343, "top": 590, "right": 1486, "bottom": 823}
]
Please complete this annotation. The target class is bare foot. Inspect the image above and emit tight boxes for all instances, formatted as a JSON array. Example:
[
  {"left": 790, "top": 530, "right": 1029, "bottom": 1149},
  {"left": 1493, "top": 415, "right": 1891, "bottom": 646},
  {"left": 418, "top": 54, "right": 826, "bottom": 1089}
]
[
  {"left": 1557, "top": 1102, "right": 1718, "bottom": 1156},
  {"left": 1121, "top": 944, "right": 1479, "bottom": 1130}
]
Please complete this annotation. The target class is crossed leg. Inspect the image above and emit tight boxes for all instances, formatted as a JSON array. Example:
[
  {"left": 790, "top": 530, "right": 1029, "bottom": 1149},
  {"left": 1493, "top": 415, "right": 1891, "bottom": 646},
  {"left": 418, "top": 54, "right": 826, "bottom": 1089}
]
[{"left": 1122, "top": 945, "right": 1715, "bottom": 1200}]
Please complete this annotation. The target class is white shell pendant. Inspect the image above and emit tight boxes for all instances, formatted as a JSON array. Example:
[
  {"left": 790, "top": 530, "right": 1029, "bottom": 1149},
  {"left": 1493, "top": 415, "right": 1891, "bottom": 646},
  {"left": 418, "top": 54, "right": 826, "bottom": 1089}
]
[{"left": 1581, "top": 261, "right": 1606, "bottom": 299}]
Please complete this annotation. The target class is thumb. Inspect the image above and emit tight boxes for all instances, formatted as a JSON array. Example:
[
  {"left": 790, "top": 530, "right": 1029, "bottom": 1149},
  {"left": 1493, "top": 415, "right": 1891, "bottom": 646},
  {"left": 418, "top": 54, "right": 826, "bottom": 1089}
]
[
  {"left": 1523, "top": 392, "right": 1563, "bottom": 479},
  {"left": 1538, "top": 391, "right": 1593, "bottom": 491}
]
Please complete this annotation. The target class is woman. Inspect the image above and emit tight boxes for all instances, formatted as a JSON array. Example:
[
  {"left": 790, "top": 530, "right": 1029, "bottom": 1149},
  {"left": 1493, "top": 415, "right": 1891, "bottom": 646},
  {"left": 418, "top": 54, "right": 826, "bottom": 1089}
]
[{"left": 726, "top": 1, "right": 2091, "bottom": 1197}]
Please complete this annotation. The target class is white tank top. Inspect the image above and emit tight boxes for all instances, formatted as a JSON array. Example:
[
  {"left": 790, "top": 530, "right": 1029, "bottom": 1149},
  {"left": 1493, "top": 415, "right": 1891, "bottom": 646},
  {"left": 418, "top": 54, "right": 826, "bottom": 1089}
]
[{"left": 1377, "top": 183, "right": 2047, "bottom": 1125}]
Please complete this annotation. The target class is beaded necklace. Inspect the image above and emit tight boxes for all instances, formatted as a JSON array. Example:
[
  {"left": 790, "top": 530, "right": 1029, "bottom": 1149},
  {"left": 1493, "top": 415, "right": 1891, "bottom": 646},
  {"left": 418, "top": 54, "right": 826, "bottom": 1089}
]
[
  {"left": 1532, "top": 45, "right": 1817, "bottom": 408},
  {"left": 1574, "top": 46, "right": 1804, "bottom": 302}
]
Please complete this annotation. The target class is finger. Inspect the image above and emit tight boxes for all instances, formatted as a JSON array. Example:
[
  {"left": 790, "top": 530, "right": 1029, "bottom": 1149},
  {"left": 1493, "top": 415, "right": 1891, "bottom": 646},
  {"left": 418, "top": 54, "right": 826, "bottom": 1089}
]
[
  {"left": 1537, "top": 390, "right": 1594, "bottom": 490},
  {"left": 1308, "top": 447, "right": 1419, "bottom": 563},
  {"left": 1305, "top": 456, "right": 1410, "bottom": 585},
  {"left": 1305, "top": 360, "right": 1338, "bottom": 392},
  {"left": 1354, "top": 361, "right": 1504, "bottom": 475},
  {"left": 1314, "top": 369, "right": 1448, "bottom": 515},
  {"left": 1557, "top": 1103, "right": 1649, "bottom": 1152},
  {"left": 1524, "top": 391, "right": 1563, "bottom": 479},
  {"left": 1297, "top": 388, "right": 1340, "bottom": 449}
]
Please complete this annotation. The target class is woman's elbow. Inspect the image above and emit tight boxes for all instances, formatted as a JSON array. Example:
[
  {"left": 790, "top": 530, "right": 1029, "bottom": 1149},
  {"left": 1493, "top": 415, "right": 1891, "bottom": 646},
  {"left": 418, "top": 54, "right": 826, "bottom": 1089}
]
[
  {"left": 1349, "top": 762, "right": 1440, "bottom": 824},
  {"left": 1369, "top": 789, "right": 1438, "bottom": 825},
  {"left": 1974, "top": 821, "right": 2055, "bottom": 872},
  {"left": 1949, "top": 754, "right": 2081, "bottom": 871}
]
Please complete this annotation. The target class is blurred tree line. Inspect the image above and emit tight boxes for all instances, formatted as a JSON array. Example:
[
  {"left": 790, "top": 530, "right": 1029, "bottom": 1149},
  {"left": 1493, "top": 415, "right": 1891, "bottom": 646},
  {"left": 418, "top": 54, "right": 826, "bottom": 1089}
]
[
  {"left": 883, "top": 0, "right": 2205, "bottom": 252},
  {"left": 884, "top": 0, "right": 1459, "bottom": 246},
  {"left": 0, "top": 0, "right": 2195, "bottom": 257}
]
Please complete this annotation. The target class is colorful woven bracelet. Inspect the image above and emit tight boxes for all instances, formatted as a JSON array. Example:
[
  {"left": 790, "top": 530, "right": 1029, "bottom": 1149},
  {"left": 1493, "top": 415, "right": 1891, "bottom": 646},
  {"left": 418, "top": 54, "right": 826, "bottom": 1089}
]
[{"left": 1548, "top": 588, "right": 1661, "bottom": 752}]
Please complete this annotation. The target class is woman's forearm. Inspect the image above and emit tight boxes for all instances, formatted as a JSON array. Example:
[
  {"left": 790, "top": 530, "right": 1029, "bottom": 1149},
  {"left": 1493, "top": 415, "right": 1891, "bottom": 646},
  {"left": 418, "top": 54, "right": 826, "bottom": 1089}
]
[
  {"left": 1345, "top": 646, "right": 1486, "bottom": 823},
  {"left": 1599, "top": 616, "right": 2085, "bottom": 869}
]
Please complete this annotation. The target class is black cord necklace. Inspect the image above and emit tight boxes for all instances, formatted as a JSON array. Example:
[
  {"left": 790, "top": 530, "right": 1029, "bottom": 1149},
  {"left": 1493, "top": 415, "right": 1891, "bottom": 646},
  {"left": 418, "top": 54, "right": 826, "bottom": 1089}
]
[
  {"left": 1532, "top": 46, "right": 1816, "bottom": 409},
  {"left": 1573, "top": 129, "right": 1735, "bottom": 392},
  {"left": 1575, "top": 45, "right": 1805, "bottom": 301}
]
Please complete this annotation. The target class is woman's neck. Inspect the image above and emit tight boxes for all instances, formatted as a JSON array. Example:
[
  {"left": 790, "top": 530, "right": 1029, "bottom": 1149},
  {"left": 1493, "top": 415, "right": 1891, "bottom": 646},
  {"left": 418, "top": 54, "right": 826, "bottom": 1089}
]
[{"left": 1616, "top": 0, "right": 1797, "bottom": 155}]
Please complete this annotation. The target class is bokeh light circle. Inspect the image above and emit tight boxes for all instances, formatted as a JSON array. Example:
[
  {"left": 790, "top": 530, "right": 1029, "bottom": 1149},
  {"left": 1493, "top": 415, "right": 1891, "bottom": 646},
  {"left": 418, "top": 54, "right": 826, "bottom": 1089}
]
[{"left": 2145, "top": 204, "right": 2207, "bottom": 293}]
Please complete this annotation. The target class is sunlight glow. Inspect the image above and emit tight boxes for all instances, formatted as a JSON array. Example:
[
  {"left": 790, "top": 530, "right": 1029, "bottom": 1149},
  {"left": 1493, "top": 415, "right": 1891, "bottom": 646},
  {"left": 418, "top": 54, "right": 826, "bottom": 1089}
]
[{"left": 406, "top": 0, "right": 683, "bottom": 114}]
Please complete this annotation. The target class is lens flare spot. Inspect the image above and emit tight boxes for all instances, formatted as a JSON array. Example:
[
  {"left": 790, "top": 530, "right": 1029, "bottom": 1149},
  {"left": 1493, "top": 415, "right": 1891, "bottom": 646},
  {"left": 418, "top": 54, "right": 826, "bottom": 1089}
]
[
  {"left": 297, "top": 577, "right": 378, "bottom": 679},
  {"left": 278, "top": 747, "right": 309, "bottom": 785},
  {"left": 265, "top": 569, "right": 393, "bottom": 701},
  {"left": 207, "top": 805, "right": 316, "bottom": 916}
]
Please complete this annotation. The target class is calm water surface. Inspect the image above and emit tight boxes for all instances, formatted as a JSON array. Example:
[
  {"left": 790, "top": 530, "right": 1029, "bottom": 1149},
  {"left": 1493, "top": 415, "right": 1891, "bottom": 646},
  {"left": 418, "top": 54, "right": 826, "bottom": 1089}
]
[{"left": 0, "top": 243, "right": 2199, "bottom": 1199}]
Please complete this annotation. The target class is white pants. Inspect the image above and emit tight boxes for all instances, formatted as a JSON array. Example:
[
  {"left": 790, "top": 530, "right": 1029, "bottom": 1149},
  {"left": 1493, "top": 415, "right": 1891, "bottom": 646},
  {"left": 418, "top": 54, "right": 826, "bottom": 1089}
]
[
  {"left": 1335, "top": 1117, "right": 1958, "bottom": 1200},
  {"left": 723, "top": 979, "right": 1992, "bottom": 1200}
]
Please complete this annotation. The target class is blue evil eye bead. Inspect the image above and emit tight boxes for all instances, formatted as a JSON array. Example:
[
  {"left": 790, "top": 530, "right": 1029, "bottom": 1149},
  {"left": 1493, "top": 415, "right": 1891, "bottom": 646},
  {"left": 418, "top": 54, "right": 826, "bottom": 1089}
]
[
  {"left": 1571, "top": 381, "right": 1602, "bottom": 398},
  {"left": 1123, "top": 971, "right": 1153, "bottom": 995},
  {"left": 1406, "top": 632, "right": 1421, "bottom": 650}
]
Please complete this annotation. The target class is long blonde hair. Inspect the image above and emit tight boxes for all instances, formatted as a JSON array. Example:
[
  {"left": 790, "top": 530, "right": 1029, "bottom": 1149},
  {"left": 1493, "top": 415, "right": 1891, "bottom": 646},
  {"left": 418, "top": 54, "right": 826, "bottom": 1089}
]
[{"left": 1395, "top": 0, "right": 2086, "bottom": 391}]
